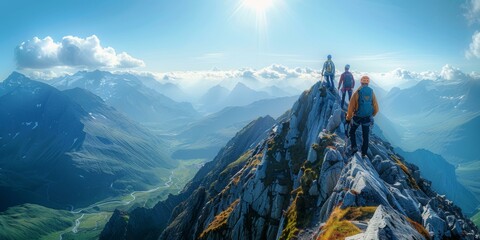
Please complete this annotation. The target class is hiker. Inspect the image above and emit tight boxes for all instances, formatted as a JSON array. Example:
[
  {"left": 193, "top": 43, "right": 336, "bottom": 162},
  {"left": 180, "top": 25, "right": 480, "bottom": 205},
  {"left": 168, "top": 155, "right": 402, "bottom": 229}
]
[
  {"left": 321, "top": 55, "right": 335, "bottom": 90},
  {"left": 345, "top": 76, "right": 379, "bottom": 158},
  {"left": 338, "top": 64, "right": 355, "bottom": 109}
]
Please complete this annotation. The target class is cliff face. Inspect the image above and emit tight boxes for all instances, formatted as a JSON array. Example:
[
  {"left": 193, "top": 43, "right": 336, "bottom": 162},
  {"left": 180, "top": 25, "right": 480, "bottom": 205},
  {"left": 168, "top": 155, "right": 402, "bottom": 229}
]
[
  {"left": 103, "top": 81, "right": 479, "bottom": 240},
  {"left": 100, "top": 115, "right": 276, "bottom": 240}
]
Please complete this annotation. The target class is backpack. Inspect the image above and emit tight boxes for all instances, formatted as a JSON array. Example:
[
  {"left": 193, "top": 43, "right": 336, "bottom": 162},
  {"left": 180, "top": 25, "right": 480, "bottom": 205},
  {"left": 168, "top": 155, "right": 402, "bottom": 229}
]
[
  {"left": 356, "top": 86, "right": 374, "bottom": 117},
  {"left": 343, "top": 72, "right": 353, "bottom": 88},
  {"left": 325, "top": 60, "right": 333, "bottom": 74}
]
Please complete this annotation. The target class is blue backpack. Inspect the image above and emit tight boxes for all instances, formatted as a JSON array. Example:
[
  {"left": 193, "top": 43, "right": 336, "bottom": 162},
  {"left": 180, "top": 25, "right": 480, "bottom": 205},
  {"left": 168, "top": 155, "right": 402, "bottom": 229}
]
[
  {"left": 343, "top": 72, "right": 353, "bottom": 88},
  {"left": 356, "top": 86, "right": 374, "bottom": 117}
]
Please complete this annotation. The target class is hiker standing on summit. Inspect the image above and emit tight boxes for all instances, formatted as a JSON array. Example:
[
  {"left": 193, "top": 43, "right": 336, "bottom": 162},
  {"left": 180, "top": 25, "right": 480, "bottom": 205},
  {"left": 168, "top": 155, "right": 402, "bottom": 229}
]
[
  {"left": 346, "top": 76, "right": 379, "bottom": 158},
  {"left": 321, "top": 55, "right": 335, "bottom": 90},
  {"left": 338, "top": 64, "right": 355, "bottom": 109}
]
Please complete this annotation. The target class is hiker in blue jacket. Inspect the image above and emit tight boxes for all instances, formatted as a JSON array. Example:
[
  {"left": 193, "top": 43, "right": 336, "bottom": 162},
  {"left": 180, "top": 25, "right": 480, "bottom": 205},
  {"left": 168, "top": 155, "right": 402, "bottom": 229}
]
[
  {"left": 338, "top": 64, "right": 355, "bottom": 109},
  {"left": 321, "top": 55, "right": 335, "bottom": 90}
]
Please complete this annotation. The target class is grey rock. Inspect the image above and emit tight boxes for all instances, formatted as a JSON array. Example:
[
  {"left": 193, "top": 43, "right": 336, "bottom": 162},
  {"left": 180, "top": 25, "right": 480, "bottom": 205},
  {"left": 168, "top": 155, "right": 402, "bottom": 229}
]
[
  {"left": 422, "top": 205, "right": 446, "bottom": 239},
  {"left": 326, "top": 103, "right": 342, "bottom": 133},
  {"left": 307, "top": 146, "right": 317, "bottom": 163},
  {"left": 346, "top": 205, "right": 425, "bottom": 240},
  {"left": 317, "top": 149, "right": 344, "bottom": 206}
]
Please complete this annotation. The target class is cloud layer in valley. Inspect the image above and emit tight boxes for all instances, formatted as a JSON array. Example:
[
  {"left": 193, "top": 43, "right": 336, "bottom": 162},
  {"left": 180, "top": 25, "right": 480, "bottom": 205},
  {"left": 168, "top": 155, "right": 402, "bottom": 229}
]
[
  {"left": 123, "top": 64, "right": 479, "bottom": 99},
  {"left": 23, "top": 64, "right": 478, "bottom": 99},
  {"left": 15, "top": 35, "right": 145, "bottom": 69}
]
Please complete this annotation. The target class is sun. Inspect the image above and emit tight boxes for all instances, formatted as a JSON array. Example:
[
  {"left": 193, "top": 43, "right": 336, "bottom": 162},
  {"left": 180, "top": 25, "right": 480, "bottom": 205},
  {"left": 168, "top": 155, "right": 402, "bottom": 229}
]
[
  {"left": 242, "top": 0, "right": 274, "bottom": 13},
  {"left": 233, "top": 0, "right": 281, "bottom": 42}
]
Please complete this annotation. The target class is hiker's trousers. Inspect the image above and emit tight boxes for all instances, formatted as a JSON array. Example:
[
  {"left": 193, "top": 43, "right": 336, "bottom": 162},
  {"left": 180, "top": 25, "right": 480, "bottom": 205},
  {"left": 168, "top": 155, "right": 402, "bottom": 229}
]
[
  {"left": 341, "top": 89, "right": 353, "bottom": 108},
  {"left": 349, "top": 116, "right": 371, "bottom": 156},
  {"left": 324, "top": 74, "right": 335, "bottom": 89}
]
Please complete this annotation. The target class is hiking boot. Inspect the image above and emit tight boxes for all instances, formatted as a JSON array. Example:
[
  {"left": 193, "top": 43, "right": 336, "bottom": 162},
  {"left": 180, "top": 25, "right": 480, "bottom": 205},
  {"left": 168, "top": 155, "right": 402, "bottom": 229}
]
[{"left": 349, "top": 147, "right": 358, "bottom": 155}]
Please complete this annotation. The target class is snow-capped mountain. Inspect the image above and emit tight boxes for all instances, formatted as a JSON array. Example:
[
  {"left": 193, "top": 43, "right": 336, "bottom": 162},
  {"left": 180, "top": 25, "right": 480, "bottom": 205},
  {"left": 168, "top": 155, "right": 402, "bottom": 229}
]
[
  {"left": 100, "top": 82, "right": 479, "bottom": 240},
  {"left": 47, "top": 70, "right": 199, "bottom": 125},
  {"left": 0, "top": 72, "right": 174, "bottom": 210}
]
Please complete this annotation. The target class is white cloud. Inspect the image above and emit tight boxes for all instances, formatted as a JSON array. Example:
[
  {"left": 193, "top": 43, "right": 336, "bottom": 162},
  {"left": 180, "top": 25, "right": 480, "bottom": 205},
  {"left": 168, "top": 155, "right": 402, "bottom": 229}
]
[
  {"left": 464, "top": 0, "right": 480, "bottom": 24},
  {"left": 257, "top": 64, "right": 303, "bottom": 79},
  {"left": 440, "top": 64, "right": 467, "bottom": 80},
  {"left": 15, "top": 35, "right": 145, "bottom": 69},
  {"left": 124, "top": 64, "right": 320, "bottom": 97},
  {"left": 466, "top": 31, "right": 480, "bottom": 59},
  {"left": 131, "top": 64, "right": 473, "bottom": 93}
]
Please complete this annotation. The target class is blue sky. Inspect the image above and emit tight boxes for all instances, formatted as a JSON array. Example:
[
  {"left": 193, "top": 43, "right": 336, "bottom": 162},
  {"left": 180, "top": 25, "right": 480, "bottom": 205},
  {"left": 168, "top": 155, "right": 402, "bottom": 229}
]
[{"left": 0, "top": 0, "right": 479, "bottom": 79}]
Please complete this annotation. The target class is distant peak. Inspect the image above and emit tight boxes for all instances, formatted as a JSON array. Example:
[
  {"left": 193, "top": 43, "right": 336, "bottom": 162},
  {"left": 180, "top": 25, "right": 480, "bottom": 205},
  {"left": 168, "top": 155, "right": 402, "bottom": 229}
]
[
  {"left": 6, "top": 71, "right": 27, "bottom": 79},
  {"left": 232, "top": 82, "right": 253, "bottom": 92},
  {"left": 4, "top": 71, "right": 30, "bottom": 85},
  {"left": 73, "top": 69, "right": 111, "bottom": 78},
  {"left": 234, "top": 82, "right": 248, "bottom": 88}
]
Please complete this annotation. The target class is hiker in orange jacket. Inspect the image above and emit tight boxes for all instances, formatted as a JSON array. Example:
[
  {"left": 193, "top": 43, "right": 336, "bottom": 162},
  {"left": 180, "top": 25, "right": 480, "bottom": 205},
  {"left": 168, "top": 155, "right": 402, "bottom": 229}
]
[{"left": 346, "top": 75, "right": 379, "bottom": 158}]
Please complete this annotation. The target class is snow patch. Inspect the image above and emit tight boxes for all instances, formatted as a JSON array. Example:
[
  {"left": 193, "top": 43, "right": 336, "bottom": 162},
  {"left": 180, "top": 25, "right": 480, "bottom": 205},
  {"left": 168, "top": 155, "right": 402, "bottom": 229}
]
[
  {"left": 32, "top": 122, "right": 38, "bottom": 129},
  {"left": 440, "top": 95, "right": 465, "bottom": 100},
  {"left": 13, "top": 132, "right": 20, "bottom": 139}
]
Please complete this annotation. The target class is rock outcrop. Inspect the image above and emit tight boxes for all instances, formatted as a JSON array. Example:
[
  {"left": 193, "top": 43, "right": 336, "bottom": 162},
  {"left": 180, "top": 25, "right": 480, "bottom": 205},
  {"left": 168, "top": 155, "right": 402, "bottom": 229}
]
[{"left": 102, "top": 81, "right": 480, "bottom": 240}]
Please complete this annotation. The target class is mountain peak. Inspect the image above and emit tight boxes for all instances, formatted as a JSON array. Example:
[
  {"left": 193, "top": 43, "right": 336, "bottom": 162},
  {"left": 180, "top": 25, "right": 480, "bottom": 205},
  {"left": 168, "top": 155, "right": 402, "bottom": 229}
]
[
  {"left": 232, "top": 81, "right": 250, "bottom": 91},
  {"left": 3, "top": 71, "right": 29, "bottom": 85},
  {"left": 1, "top": 72, "right": 51, "bottom": 92}
]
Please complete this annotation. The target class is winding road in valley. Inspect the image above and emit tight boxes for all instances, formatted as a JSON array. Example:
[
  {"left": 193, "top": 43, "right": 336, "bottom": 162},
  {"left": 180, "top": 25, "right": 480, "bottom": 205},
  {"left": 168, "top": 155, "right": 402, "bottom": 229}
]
[{"left": 63, "top": 171, "right": 175, "bottom": 239}]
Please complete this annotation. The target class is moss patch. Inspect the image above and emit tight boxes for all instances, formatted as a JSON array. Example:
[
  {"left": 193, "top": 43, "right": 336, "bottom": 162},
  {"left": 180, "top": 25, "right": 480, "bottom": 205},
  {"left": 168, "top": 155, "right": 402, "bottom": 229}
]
[
  {"left": 199, "top": 199, "right": 240, "bottom": 239},
  {"left": 407, "top": 217, "right": 431, "bottom": 240},
  {"left": 280, "top": 190, "right": 315, "bottom": 240},
  {"left": 316, "top": 133, "right": 336, "bottom": 160},
  {"left": 221, "top": 151, "right": 252, "bottom": 176},
  {"left": 300, "top": 168, "right": 318, "bottom": 191},
  {"left": 318, "top": 206, "right": 377, "bottom": 240},
  {"left": 391, "top": 155, "right": 420, "bottom": 190}
]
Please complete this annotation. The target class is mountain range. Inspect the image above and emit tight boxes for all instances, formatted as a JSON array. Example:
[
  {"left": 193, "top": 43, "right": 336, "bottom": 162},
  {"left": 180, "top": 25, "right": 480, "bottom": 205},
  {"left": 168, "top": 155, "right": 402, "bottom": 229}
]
[
  {"left": 46, "top": 70, "right": 198, "bottom": 126},
  {"left": 0, "top": 72, "right": 174, "bottom": 211},
  {"left": 380, "top": 78, "right": 479, "bottom": 163},
  {"left": 376, "top": 77, "right": 480, "bottom": 205}
]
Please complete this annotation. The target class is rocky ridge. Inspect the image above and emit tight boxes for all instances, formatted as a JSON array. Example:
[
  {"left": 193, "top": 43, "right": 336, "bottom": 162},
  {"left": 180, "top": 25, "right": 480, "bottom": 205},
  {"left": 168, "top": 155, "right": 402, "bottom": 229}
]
[{"left": 103, "top": 81, "right": 480, "bottom": 239}]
